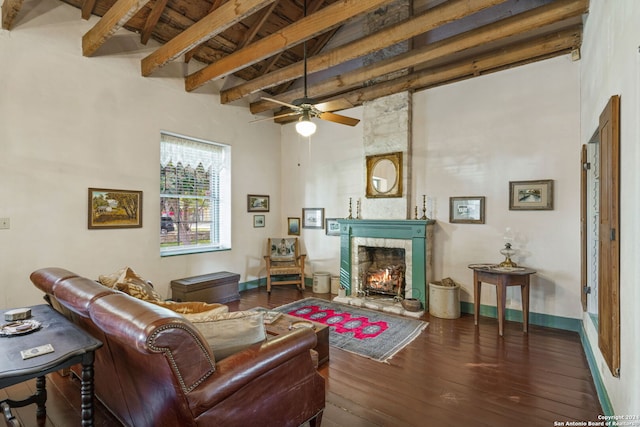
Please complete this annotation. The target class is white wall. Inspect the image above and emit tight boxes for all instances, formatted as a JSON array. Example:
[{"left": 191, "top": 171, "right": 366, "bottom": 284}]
[
  {"left": 579, "top": 0, "right": 640, "bottom": 416},
  {"left": 413, "top": 56, "right": 582, "bottom": 319},
  {"left": 0, "top": 0, "right": 281, "bottom": 308}
]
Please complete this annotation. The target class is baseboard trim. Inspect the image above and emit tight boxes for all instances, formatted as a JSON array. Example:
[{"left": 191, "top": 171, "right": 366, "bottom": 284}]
[
  {"left": 459, "top": 301, "right": 582, "bottom": 331},
  {"left": 578, "top": 324, "right": 614, "bottom": 416},
  {"left": 239, "top": 277, "right": 313, "bottom": 292}
]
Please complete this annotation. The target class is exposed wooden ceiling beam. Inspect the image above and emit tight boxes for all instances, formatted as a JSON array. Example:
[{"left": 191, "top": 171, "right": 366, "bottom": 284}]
[
  {"left": 82, "top": 0, "right": 153, "bottom": 56},
  {"left": 1, "top": 0, "right": 24, "bottom": 30},
  {"left": 250, "top": 0, "right": 587, "bottom": 114},
  {"left": 81, "top": 0, "right": 97, "bottom": 20},
  {"left": 273, "top": 26, "right": 582, "bottom": 124},
  {"left": 141, "top": 0, "right": 277, "bottom": 77},
  {"left": 140, "top": 0, "right": 169, "bottom": 45},
  {"left": 222, "top": 0, "right": 509, "bottom": 104},
  {"left": 185, "top": 0, "right": 396, "bottom": 92}
]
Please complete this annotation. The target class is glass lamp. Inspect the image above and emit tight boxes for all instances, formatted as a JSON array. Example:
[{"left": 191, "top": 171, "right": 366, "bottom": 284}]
[
  {"left": 499, "top": 243, "right": 517, "bottom": 267},
  {"left": 295, "top": 111, "right": 316, "bottom": 137}
]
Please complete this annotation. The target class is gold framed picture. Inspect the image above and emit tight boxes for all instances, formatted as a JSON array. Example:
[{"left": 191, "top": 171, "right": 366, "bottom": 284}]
[{"left": 88, "top": 188, "right": 142, "bottom": 229}]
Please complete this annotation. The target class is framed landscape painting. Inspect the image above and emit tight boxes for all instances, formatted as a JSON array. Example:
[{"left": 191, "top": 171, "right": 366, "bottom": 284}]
[
  {"left": 509, "top": 180, "right": 554, "bottom": 210},
  {"left": 88, "top": 188, "right": 142, "bottom": 229},
  {"left": 247, "top": 194, "right": 270, "bottom": 212}
]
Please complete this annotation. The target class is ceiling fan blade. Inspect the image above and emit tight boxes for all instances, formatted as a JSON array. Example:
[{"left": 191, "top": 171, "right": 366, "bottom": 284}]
[
  {"left": 261, "top": 97, "right": 299, "bottom": 110},
  {"left": 317, "top": 111, "right": 360, "bottom": 127},
  {"left": 250, "top": 111, "right": 301, "bottom": 123},
  {"left": 313, "top": 99, "right": 355, "bottom": 112}
]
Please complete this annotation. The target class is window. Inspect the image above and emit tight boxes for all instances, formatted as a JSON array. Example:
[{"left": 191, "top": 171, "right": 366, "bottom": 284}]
[{"left": 160, "top": 132, "right": 231, "bottom": 256}]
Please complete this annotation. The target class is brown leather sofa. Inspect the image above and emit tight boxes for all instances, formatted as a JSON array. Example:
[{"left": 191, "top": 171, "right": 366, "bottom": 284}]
[{"left": 30, "top": 267, "right": 325, "bottom": 427}]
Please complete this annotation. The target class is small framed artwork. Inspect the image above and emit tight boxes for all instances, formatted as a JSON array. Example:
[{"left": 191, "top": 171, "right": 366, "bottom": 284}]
[
  {"left": 253, "top": 215, "right": 265, "bottom": 228},
  {"left": 325, "top": 218, "right": 341, "bottom": 236},
  {"left": 88, "top": 188, "right": 143, "bottom": 229},
  {"left": 302, "top": 208, "right": 324, "bottom": 229},
  {"left": 509, "top": 180, "right": 554, "bottom": 210},
  {"left": 247, "top": 194, "right": 269, "bottom": 212},
  {"left": 288, "top": 217, "right": 300, "bottom": 235},
  {"left": 449, "top": 196, "right": 485, "bottom": 224}
]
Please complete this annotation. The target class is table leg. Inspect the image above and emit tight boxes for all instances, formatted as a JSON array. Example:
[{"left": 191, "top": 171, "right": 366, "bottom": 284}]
[
  {"left": 35, "top": 376, "right": 47, "bottom": 419},
  {"left": 473, "top": 272, "right": 481, "bottom": 326},
  {"left": 521, "top": 281, "right": 530, "bottom": 333},
  {"left": 80, "top": 355, "right": 96, "bottom": 427},
  {"left": 496, "top": 279, "right": 507, "bottom": 337}
]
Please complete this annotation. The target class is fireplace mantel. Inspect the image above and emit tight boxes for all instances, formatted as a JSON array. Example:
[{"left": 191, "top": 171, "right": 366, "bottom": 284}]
[{"left": 337, "top": 219, "right": 435, "bottom": 306}]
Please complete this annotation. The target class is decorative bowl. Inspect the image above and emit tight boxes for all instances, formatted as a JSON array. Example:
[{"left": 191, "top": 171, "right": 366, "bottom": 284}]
[{"left": 401, "top": 298, "right": 422, "bottom": 312}]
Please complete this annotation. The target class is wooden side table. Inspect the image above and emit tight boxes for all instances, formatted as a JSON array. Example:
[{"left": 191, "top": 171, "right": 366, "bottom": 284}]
[
  {"left": 468, "top": 265, "right": 536, "bottom": 336},
  {"left": 0, "top": 304, "right": 102, "bottom": 426},
  {"left": 265, "top": 313, "right": 329, "bottom": 366}
]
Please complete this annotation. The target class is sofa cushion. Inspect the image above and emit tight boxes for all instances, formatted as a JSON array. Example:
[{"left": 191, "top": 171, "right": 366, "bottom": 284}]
[
  {"left": 98, "top": 267, "right": 162, "bottom": 301},
  {"left": 192, "top": 311, "right": 266, "bottom": 361},
  {"left": 152, "top": 300, "right": 229, "bottom": 321}
]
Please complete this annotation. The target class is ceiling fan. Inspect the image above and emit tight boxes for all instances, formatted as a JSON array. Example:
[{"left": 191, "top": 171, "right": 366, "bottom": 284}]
[{"left": 258, "top": 0, "right": 360, "bottom": 137}]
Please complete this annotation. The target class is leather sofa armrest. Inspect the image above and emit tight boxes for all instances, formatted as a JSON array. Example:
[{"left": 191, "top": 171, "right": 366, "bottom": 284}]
[{"left": 190, "top": 328, "right": 317, "bottom": 407}]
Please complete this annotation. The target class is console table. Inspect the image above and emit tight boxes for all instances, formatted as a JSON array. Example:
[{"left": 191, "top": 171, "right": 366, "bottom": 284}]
[
  {"left": 0, "top": 304, "right": 102, "bottom": 426},
  {"left": 468, "top": 265, "right": 536, "bottom": 336}
]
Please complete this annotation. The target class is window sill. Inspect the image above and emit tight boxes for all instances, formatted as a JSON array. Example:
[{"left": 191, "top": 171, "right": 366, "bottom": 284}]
[{"left": 161, "top": 246, "right": 231, "bottom": 257}]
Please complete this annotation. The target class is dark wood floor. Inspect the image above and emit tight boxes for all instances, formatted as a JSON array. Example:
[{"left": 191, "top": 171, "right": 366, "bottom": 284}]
[{"left": 2, "top": 286, "right": 603, "bottom": 427}]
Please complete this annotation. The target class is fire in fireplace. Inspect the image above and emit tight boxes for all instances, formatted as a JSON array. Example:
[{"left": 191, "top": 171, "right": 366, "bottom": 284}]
[{"left": 358, "top": 246, "right": 406, "bottom": 298}]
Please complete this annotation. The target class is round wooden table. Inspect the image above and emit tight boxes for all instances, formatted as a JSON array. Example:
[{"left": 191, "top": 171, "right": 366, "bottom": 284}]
[{"left": 468, "top": 264, "right": 536, "bottom": 336}]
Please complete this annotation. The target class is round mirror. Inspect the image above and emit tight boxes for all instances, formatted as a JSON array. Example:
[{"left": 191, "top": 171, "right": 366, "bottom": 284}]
[{"left": 372, "top": 159, "right": 397, "bottom": 194}]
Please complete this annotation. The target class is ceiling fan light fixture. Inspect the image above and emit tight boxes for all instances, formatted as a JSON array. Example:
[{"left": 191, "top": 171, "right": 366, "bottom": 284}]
[{"left": 295, "top": 113, "right": 316, "bottom": 137}]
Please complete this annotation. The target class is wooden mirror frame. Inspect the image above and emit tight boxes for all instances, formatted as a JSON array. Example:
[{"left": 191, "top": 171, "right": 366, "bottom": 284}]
[{"left": 365, "top": 152, "right": 403, "bottom": 198}]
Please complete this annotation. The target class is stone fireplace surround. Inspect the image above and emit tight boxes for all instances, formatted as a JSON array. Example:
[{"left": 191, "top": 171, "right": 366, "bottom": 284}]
[{"left": 336, "top": 219, "right": 434, "bottom": 317}]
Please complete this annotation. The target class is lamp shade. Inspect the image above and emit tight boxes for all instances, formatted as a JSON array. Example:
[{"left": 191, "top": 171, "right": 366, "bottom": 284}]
[{"left": 295, "top": 116, "right": 316, "bottom": 137}]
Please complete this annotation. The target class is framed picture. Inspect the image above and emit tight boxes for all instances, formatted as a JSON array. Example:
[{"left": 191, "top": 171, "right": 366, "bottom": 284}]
[
  {"left": 287, "top": 217, "right": 300, "bottom": 235},
  {"left": 509, "top": 180, "right": 554, "bottom": 210},
  {"left": 247, "top": 194, "right": 269, "bottom": 212},
  {"left": 253, "top": 215, "right": 265, "bottom": 228},
  {"left": 325, "top": 218, "right": 341, "bottom": 236},
  {"left": 88, "top": 188, "right": 143, "bottom": 229},
  {"left": 302, "top": 208, "right": 324, "bottom": 229},
  {"left": 449, "top": 196, "right": 485, "bottom": 224}
]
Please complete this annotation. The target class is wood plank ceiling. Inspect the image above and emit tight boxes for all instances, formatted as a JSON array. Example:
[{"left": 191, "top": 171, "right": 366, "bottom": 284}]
[{"left": 3, "top": 0, "right": 589, "bottom": 124}]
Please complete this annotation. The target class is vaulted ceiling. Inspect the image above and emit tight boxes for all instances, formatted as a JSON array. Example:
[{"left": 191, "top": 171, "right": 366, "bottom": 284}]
[{"left": 2, "top": 0, "right": 588, "bottom": 123}]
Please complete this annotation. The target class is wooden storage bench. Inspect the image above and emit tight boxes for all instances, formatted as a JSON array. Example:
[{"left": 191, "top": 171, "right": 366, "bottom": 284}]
[{"left": 170, "top": 272, "right": 241, "bottom": 304}]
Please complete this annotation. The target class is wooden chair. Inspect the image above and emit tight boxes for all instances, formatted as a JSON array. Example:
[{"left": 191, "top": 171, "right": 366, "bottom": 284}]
[{"left": 264, "top": 237, "right": 306, "bottom": 293}]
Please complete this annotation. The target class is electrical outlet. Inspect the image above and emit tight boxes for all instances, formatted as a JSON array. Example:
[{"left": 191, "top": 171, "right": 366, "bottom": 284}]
[{"left": 0, "top": 218, "right": 10, "bottom": 230}]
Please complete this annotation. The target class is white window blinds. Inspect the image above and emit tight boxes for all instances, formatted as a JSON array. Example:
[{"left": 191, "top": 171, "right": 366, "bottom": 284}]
[{"left": 160, "top": 132, "right": 231, "bottom": 255}]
